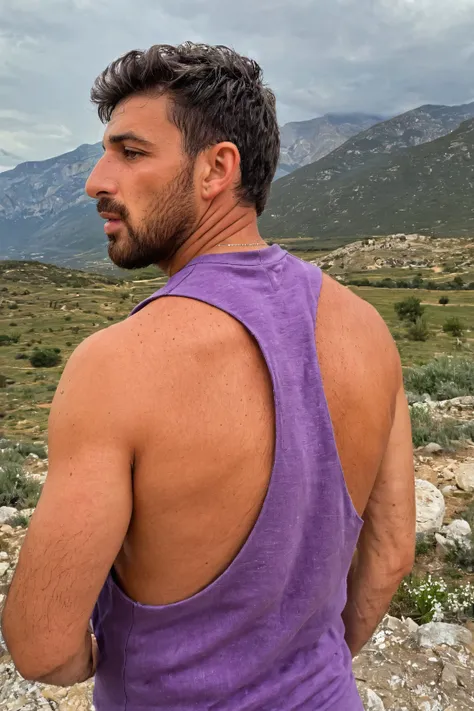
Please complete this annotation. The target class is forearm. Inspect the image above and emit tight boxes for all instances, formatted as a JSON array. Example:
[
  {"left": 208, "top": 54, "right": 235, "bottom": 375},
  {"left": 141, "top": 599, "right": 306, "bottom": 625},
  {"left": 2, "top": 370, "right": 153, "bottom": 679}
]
[{"left": 342, "top": 553, "right": 405, "bottom": 657}]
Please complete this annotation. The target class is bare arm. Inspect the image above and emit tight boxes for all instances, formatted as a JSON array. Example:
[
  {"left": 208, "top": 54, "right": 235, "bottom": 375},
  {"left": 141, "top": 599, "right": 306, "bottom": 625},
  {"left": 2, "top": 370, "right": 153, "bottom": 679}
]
[
  {"left": 1, "top": 329, "right": 133, "bottom": 685},
  {"left": 342, "top": 378, "right": 416, "bottom": 657}
]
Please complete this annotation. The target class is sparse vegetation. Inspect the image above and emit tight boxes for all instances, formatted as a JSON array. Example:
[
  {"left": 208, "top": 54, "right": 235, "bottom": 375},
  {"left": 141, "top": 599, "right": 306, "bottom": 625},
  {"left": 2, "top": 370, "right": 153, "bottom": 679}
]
[
  {"left": 415, "top": 535, "right": 436, "bottom": 557},
  {"left": 395, "top": 297, "right": 425, "bottom": 323},
  {"left": 29, "top": 348, "right": 62, "bottom": 368},
  {"left": 409, "top": 405, "right": 474, "bottom": 449},
  {"left": 0, "top": 456, "right": 41, "bottom": 509},
  {"left": 407, "top": 316, "right": 429, "bottom": 341},
  {"left": 445, "top": 539, "right": 474, "bottom": 572},
  {"left": 390, "top": 574, "right": 474, "bottom": 623},
  {"left": 404, "top": 356, "right": 474, "bottom": 400},
  {"left": 443, "top": 317, "right": 465, "bottom": 338},
  {"left": 8, "top": 512, "right": 30, "bottom": 528}
]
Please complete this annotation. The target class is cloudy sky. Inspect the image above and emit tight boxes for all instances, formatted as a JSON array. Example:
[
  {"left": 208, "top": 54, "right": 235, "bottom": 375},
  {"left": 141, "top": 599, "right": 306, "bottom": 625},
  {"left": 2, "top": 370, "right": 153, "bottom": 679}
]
[{"left": 1, "top": 0, "right": 474, "bottom": 165}]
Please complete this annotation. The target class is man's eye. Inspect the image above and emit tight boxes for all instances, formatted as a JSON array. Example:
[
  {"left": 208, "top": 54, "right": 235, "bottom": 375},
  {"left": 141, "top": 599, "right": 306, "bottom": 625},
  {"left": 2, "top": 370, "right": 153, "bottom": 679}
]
[{"left": 123, "top": 148, "right": 142, "bottom": 160}]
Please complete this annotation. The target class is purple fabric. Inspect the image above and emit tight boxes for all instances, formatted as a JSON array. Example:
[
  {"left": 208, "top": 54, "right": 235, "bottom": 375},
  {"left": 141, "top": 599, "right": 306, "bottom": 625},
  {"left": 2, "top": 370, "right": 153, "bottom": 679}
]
[{"left": 92, "top": 245, "right": 364, "bottom": 710}]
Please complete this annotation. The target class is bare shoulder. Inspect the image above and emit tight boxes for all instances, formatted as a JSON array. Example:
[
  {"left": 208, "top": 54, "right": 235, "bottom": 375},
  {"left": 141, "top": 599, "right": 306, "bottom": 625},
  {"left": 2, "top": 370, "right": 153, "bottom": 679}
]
[{"left": 318, "top": 273, "right": 402, "bottom": 396}]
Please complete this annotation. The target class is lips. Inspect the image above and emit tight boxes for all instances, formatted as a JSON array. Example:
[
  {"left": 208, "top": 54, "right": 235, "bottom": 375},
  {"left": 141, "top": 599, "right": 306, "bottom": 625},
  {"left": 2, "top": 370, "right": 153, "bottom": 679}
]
[
  {"left": 103, "top": 219, "right": 124, "bottom": 236},
  {"left": 99, "top": 211, "right": 125, "bottom": 235}
]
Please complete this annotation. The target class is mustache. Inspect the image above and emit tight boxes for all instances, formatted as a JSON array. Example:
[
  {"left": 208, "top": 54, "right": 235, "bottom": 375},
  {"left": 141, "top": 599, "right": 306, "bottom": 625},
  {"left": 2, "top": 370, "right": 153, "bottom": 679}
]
[{"left": 96, "top": 198, "right": 129, "bottom": 221}]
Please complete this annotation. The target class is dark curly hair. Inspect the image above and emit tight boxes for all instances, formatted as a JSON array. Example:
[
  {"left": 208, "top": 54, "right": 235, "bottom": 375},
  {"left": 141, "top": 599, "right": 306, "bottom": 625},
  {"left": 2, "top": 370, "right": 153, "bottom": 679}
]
[{"left": 90, "top": 42, "right": 280, "bottom": 216}]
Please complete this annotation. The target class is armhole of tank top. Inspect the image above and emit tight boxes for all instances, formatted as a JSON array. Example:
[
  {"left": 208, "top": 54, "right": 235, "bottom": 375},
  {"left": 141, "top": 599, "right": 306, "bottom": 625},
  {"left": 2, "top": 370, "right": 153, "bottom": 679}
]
[
  {"left": 128, "top": 266, "right": 196, "bottom": 317},
  {"left": 310, "top": 266, "right": 364, "bottom": 526}
]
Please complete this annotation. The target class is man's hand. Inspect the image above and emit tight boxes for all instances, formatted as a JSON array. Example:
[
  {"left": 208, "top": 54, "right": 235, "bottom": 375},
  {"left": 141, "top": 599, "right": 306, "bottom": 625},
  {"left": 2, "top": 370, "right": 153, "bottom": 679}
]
[{"left": 1, "top": 328, "right": 133, "bottom": 684}]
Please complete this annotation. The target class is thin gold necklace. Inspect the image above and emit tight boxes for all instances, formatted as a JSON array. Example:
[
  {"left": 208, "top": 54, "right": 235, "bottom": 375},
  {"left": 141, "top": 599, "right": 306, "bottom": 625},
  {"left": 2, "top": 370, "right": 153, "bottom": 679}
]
[{"left": 216, "top": 242, "right": 266, "bottom": 247}]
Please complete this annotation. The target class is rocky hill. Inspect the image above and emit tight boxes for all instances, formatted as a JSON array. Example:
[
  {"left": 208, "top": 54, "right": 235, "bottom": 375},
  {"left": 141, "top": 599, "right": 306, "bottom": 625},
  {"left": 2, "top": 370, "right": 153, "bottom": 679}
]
[
  {"left": 276, "top": 112, "right": 383, "bottom": 179},
  {"left": 260, "top": 114, "right": 474, "bottom": 239},
  {"left": 313, "top": 234, "right": 474, "bottom": 274}
]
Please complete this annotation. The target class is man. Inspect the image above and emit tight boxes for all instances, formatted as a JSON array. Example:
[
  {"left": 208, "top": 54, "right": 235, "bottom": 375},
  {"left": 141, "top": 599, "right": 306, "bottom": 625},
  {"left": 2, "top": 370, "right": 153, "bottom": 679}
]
[{"left": 2, "top": 43, "right": 415, "bottom": 710}]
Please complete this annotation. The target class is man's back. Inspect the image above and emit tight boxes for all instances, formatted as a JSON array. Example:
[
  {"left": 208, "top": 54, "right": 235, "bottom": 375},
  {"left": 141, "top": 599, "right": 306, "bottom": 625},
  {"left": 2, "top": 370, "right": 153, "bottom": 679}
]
[
  {"left": 109, "top": 249, "right": 396, "bottom": 608},
  {"left": 87, "top": 245, "right": 412, "bottom": 710}
]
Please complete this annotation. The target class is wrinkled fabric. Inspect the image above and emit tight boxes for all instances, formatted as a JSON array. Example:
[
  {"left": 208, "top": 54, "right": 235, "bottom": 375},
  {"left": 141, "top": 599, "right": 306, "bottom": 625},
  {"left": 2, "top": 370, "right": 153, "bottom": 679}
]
[{"left": 92, "top": 245, "right": 364, "bottom": 710}]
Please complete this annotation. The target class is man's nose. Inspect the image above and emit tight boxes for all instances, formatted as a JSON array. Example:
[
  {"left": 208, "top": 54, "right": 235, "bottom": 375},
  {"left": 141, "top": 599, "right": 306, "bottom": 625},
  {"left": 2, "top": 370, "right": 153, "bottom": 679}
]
[{"left": 85, "top": 156, "right": 118, "bottom": 199}]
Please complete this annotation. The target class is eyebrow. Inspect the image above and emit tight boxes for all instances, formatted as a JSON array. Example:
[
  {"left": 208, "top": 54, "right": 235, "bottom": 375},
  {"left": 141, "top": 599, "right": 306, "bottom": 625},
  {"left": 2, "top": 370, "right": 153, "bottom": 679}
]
[{"left": 102, "top": 132, "right": 154, "bottom": 150}]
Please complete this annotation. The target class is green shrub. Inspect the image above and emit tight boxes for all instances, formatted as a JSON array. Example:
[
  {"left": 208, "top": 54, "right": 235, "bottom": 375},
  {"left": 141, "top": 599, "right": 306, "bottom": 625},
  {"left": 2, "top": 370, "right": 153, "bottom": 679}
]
[
  {"left": 395, "top": 297, "right": 424, "bottom": 323},
  {"left": 15, "top": 442, "right": 47, "bottom": 459},
  {"left": 410, "top": 405, "right": 474, "bottom": 449},
  {"left": 443, "top": 317, "right": 465, "bottom": 338},
  {"left": 407, "top": 317, "right": 429, "bottom": 341},
  {"left": 0, "top": 460, "right": 41, "bottom": 508},
  {"left": 64, "top": 315, "right": 72, "bottom": 322},
  {"left": 415, "top": 535, "right": 435, "bottom": 557},
  {"left": 439, "top": 296, "right": 449, "bottom": 305},
  {"left": 404, "top": 356, "right": 474, "bottom": 400},
  {"left": 0, "top": 333, "right": 20, "bottom": 346},
  {"left": 445, "top": 539, "right": 474, "bottom": 572},
  {"left": 30, "top": 348, "right": 62, "bottom": 368},
  {"left": 8, "top": 512, "right": 30, "bottom": 528}
]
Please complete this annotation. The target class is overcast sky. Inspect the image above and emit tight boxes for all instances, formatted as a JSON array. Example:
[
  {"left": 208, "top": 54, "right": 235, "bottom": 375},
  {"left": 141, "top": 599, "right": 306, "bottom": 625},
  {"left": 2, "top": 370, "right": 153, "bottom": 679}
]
[{"left": 1, "top": 0, "right": 474, "bottom": 165}]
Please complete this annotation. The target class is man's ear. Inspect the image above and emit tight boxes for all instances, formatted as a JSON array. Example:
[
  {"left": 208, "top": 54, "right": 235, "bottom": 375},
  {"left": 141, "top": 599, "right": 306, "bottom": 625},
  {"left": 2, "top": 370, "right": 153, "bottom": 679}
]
[{"left": 199, "top": 142, "right": 241, "bottom": 201}]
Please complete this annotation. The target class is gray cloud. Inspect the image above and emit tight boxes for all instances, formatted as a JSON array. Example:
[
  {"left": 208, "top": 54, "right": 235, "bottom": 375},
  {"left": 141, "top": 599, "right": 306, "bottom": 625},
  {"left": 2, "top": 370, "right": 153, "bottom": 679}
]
[{"left": 1, "top": 0, "right": 474, "bottom": 161}]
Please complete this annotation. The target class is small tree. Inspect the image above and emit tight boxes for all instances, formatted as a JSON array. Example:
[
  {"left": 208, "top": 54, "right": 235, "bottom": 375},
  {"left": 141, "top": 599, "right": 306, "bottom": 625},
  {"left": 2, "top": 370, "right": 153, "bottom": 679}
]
[
  {"left": 439, "top": 296, "right": 449, "bottom": 305},
  {"left": 453, "top": 275, "right": 464, "bottom": 289},
  {"left": 395, "top": 297, "right": 424, "bottom": 324},
  {"left": 407, "top": 317, "right": 429, "bottom": 342},
  {"left": 443, "top": 318, "right": 465, "bottom": 338},
  {"left": 29, "top": 348, "right": 62, "bottom": 368}
]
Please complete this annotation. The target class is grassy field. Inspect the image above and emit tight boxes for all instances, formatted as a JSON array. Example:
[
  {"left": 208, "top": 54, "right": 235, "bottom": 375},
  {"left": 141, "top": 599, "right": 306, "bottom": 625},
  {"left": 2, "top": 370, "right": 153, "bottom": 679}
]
[{"left": 1, "top": 256, "right": 473, "bottom": 440}]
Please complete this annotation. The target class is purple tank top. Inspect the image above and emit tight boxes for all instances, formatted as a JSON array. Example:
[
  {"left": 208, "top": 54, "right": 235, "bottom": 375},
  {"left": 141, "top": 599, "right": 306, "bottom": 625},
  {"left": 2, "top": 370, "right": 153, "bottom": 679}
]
[{"left": 92, "top": 244, "right": 364, "bottom": 710}]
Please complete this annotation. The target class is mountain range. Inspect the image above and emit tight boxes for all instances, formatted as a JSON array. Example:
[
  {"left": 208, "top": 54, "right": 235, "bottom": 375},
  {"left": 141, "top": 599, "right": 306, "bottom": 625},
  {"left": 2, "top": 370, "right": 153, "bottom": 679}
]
[
  {"left": 276, "top": 112, "right": 383, "bottom": 179},
  {"left": 0, "top": 113, "right": 380, "bottom": 266},
  {"left": 2, "top": 101, "right": 474, "bottom": 266},
  {"left": 259, "top": 102, "right": 474, "bottom": 238}
]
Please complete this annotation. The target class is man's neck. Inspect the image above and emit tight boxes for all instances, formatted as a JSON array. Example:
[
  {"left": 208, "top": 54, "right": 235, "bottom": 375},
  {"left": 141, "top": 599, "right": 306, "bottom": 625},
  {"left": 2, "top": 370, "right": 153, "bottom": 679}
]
[{"left": 160, "top": 203, "right": 267, "bottom": 277}]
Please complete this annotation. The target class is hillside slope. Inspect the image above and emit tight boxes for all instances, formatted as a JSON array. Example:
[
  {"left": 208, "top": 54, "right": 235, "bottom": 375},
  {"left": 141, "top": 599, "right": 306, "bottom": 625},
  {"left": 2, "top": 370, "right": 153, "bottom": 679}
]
[{"left": 260, "top": 117, "right": 474, "bottom": 239}]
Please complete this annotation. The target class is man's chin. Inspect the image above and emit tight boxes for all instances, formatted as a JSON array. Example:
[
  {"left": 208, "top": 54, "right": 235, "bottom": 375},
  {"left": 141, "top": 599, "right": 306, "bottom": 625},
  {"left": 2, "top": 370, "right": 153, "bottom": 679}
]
[{"left": 108, "top": 242, "right": 154, "bottom": 270}]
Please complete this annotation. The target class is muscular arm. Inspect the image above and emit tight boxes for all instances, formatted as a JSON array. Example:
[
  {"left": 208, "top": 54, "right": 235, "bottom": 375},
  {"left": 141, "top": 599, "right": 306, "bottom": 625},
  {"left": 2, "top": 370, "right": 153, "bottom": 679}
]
[
  {"left": 342, "top": 377, "right": 416, "bottom": 656},
  {"left": 1, "top": 329, "right": 133, "bottom": 685}
]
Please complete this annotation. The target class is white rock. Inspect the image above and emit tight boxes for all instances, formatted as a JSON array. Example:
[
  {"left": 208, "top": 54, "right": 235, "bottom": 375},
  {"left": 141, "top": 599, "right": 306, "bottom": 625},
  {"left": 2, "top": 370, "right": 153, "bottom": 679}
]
[
  {"left": 444, "top": 519, "right": 472, "bottom": 546},
  {"left": 441, "top": 662, "right": 458, "bottom": 686},
  {"left": 455, "top": 463, "right": 474, "bottom": 493},
  {"left": 403, "top": 617, "right": 419, "bottom": 635},
  {"left": 415, "top": 479, "right": 446, "bottom": 534},
  {"left": 424, "top": 442, "right": 443, "bottom": 454},
  {"left": 361, "top": 688, "right": 385, "bottom": 710},
  {"left": 441, "top": 485, "right": 457, "bottom": 495},
  {"left": 0, "top": 561, "right": 9, "bottom": 578},
  {"left": 0, "top": 507, "right": 18, "bottom": 525},
  {"left": 0, "top": 551, "right": 8, "bottom": 562},
  {"left": 416, "top": 622, "right": 473, "bottom": 648}
]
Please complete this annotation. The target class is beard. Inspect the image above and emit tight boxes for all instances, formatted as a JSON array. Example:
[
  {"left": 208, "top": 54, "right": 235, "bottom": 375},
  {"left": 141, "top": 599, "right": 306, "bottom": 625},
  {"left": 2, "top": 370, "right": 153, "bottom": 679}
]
[{"left": 97, "top": 160, "right": 196, "bottom": 270}]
